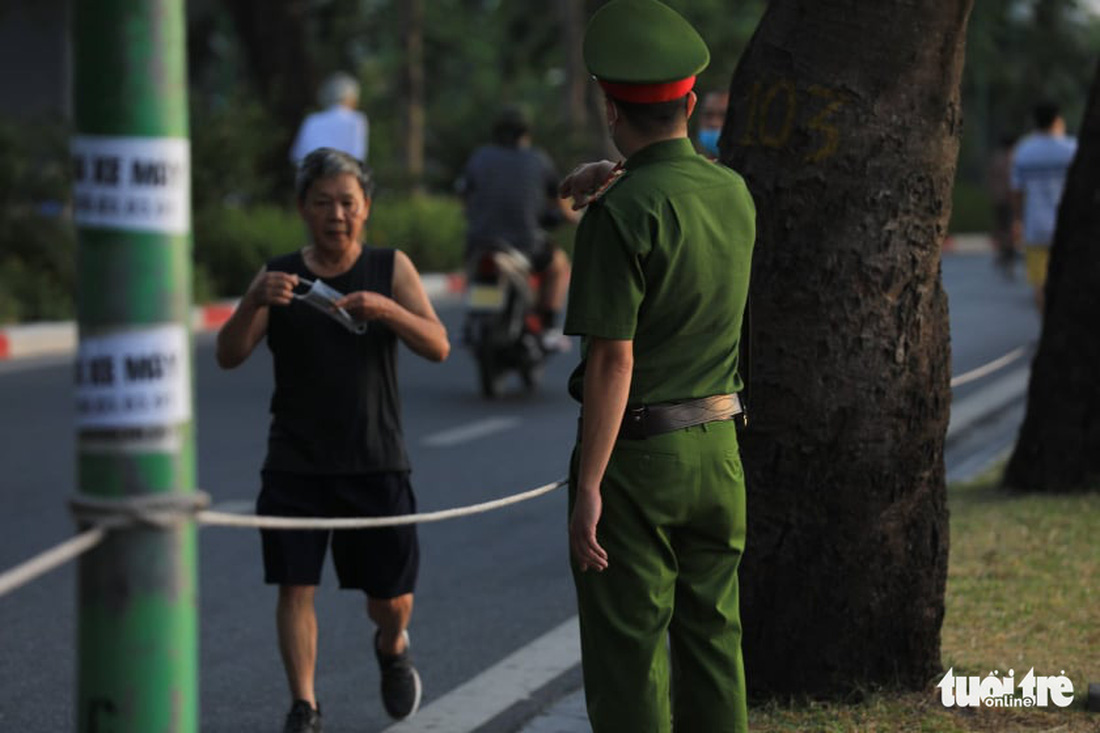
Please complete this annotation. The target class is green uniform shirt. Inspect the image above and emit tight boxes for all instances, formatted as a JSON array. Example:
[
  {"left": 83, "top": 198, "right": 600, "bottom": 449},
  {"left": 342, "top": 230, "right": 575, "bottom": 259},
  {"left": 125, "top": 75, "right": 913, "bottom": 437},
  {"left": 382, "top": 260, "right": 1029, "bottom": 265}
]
[{"left": 564, "top": 137, "right": 755, "bottom": 405}]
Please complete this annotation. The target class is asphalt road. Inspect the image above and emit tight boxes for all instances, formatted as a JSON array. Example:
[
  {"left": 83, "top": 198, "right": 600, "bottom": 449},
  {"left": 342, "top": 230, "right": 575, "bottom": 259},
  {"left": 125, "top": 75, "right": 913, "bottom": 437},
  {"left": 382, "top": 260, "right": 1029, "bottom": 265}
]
[{"left": 0, "top": 251, "right": 1038, "bottom": 732}]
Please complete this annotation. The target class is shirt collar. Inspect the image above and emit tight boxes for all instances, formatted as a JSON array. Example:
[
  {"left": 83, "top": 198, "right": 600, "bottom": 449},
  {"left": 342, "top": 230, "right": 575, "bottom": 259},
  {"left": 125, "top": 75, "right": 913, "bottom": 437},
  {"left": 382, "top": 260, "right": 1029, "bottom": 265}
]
[{"left": 624, "top": 137, "right": 698, "bottom": 171}]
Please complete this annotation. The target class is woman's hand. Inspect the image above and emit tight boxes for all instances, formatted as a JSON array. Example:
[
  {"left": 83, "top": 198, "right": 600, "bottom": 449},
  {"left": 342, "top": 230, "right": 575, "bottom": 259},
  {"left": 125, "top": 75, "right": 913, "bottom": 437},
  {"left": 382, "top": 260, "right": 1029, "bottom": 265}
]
[
  {"left": 559, "top": 160, "right": 619, "bottom": 210},
  {"left": 333, "top": 291, "right": 393, "bottom": 322},
  {"left": 244, "top": 271, "right": 299, "bottom": 309}
]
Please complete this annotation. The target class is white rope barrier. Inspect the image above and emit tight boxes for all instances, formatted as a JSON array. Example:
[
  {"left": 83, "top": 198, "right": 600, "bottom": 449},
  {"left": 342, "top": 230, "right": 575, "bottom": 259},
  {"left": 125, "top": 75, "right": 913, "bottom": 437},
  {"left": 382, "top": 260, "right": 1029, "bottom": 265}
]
[
  {"left": 0, "top": 343, "right": 1036, "bottom": 600},
  {"left": 950, "top": 345, "right": 1028, "bottom": 388},
  {"left": 0, "top": 479, "right": 567, "bottom": 599},
  {"left": 0, "top": 524, "right": 112, "bottom": 598},
  {"left": 197, "top": 479, "right": 566, "bottom": 529}
]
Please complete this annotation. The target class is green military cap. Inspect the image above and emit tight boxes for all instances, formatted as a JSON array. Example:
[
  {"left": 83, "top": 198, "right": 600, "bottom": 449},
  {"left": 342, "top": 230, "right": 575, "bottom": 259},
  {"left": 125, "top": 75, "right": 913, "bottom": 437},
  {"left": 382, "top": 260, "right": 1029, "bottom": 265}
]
[{"left": 583, "top": 0, "right": 709, "bottom": 102}]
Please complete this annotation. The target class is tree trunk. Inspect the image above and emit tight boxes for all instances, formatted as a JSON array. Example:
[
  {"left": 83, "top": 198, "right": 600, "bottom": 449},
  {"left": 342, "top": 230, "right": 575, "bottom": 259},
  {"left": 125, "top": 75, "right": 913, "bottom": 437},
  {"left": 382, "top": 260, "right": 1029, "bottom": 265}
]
[
  {"left": 402, "top": 0, "right": 426, "bottom": 194},
  {"left": 221, "top": 0, "right": 315, "bottom": 131},
  {"left": 1003, "top": 60, "right": 1100, "bottom": 492},
  {"left": 723, "top": 0, "right": 971, "bottom": 696},
  {"left": 559, "top": 0, "right": 588, "bottom": 138}
]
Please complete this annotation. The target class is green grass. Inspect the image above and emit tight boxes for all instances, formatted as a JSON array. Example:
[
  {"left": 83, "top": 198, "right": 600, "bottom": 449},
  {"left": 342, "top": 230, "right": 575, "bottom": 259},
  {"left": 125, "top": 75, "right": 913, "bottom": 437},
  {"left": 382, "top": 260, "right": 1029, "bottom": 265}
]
[{"left": 747, "top": 464, "right": 1100, "bottom": 732}]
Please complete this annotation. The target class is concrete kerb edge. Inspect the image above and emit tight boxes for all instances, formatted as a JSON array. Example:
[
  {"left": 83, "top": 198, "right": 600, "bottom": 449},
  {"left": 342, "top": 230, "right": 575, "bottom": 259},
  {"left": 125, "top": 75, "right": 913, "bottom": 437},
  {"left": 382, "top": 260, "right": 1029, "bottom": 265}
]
[
  {"left": 943, "top": 233, "right": 992, "bottom": 255},
  {"left": 0, "top": 273, "right": 468, "bottom": 362}
]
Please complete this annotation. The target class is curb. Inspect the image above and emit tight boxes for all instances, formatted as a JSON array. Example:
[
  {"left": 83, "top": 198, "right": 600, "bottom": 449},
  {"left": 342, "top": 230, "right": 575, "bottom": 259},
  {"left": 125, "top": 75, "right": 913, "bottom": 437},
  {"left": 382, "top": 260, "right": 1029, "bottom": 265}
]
[
  {"left": 944, "top": 233, "right": 992, "bottom": 255},
  {"left": 0, "top": 321, "right": 76, "bottom": 361},
  {"left": 0, "top": 301, "right": 241, "bottom": 362},
  {"left": 0, "top": 274, "right": 467, "bottom": 363},
  {"left": 420, "top": 271, "right": 467, "bottom": 305}
]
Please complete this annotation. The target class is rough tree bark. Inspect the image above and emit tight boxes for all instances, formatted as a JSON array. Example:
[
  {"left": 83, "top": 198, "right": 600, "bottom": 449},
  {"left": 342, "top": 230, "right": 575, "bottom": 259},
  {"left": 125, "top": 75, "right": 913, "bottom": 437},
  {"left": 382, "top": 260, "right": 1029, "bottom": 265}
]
[
  {"left": 1003, "top": 59, "right": 1100, "bottom": 493},
  {"left": 722, "top": 0, "right": 972, "bottom": 696}
]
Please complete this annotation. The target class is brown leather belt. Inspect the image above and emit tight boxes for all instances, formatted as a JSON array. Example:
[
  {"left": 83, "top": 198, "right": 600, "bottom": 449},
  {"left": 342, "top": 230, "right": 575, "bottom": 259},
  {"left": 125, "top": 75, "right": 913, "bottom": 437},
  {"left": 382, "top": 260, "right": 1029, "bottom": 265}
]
[{"left": 618, "top": 393, "right": 742, "bottom": 440}]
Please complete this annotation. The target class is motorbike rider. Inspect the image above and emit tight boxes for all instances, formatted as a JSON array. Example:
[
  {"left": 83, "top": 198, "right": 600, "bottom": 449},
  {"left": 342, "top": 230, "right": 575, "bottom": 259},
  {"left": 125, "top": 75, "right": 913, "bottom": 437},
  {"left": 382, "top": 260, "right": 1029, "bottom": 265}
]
[{"left": 458, "top": 104, "right": 579, "bottom": 350}]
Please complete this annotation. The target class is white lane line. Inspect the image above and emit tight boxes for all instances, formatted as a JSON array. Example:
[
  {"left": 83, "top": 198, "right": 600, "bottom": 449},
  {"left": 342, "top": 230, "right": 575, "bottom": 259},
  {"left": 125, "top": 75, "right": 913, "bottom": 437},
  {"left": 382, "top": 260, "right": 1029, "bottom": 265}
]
[
  {"left": 422, "top": 417, "right": 521, "bottom": 447},
  {"left": 382, "top": 616, "right": 580, "bottom": 733}
]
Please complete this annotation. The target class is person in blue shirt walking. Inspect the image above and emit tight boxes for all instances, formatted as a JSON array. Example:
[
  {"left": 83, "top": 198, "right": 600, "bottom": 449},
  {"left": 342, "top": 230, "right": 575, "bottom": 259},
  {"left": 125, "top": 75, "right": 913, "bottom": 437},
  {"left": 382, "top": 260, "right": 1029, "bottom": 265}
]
[{"left": 1011, "top": 101, "right": 1077, "bottom": 313}]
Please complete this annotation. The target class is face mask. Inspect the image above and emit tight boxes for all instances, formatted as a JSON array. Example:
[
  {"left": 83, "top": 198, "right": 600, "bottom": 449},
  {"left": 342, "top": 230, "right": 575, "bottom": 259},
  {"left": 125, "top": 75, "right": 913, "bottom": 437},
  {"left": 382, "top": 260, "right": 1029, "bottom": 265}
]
[
  {"left": 697, "top": 128, "right": 721, "bottom": 157},
  {"left": 294, "top": 278, "right": 368, "bottom": 335}
]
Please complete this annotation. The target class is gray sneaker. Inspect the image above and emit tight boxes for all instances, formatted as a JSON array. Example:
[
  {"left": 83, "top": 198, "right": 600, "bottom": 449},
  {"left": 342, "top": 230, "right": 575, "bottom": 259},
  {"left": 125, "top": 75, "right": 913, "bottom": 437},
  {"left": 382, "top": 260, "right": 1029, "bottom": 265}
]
[
  {"left": 283, "top": 700, "right": 322, "bottom": 733},
  {"left": 375, "top": 630, "right": 422, "bottom": 720}
]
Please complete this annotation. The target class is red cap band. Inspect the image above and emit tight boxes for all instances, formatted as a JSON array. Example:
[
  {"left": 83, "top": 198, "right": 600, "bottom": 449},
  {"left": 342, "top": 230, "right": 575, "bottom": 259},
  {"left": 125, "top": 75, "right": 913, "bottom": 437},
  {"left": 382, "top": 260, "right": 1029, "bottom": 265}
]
[{"left": 598, "top": 76, "right": 696, "bottom": 103}]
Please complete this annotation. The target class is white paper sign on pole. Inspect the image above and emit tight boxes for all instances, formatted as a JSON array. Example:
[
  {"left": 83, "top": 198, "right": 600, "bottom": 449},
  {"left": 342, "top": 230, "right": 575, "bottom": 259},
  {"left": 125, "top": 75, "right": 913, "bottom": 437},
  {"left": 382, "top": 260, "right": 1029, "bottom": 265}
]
[
  {"left": 71, "top": 135, "right": 191, "bottom": 235},
  {"left": 75, "top": 325, "right": 192, "bottom": 429}
]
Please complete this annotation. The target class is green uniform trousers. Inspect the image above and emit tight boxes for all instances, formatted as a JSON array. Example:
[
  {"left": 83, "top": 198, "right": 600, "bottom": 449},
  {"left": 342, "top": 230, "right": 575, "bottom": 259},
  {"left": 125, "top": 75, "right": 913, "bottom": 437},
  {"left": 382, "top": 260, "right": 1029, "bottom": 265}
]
[{"left": 570, "top": 418, "right": 748, "bottom": 733}]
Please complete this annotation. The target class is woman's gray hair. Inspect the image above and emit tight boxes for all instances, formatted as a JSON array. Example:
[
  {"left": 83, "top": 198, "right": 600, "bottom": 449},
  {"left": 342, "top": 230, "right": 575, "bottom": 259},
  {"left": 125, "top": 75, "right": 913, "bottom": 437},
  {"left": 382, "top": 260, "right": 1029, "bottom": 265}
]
[
  {"left": 295, "top": 148, "right": 374, "bottom": 202},
  {"left": 320, "top": 72, "right": 360, "bottom": 108}
]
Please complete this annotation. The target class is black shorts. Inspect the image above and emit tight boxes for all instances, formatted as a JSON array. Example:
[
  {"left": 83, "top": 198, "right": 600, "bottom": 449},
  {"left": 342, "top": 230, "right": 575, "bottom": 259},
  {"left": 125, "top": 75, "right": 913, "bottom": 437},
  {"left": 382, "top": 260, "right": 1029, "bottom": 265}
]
[{"left": 257, "top": 470, "right": 419, "bottom": 597}]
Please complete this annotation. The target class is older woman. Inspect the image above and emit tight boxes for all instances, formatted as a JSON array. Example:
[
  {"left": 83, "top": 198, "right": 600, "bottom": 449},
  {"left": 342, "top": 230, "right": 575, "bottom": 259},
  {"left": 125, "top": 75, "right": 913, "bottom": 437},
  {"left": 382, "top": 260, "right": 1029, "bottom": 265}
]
[{"left": 216, "top": 148, "right": 448, "bottom": 732}]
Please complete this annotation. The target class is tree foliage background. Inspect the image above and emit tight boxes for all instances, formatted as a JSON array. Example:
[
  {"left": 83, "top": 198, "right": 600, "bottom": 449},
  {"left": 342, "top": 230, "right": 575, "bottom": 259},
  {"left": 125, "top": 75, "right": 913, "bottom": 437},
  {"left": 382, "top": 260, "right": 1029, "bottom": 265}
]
[
  {"left": 184, "top": 0, "right": 1100, "bottom": 198},
  {"left": 959, "top": 0, "right": 1100, "bottom": 178},
  {"left": 1, "top": 0, "right": 1100, "bottom": 319},
  {"left": 189, "top": 0, "right": 768, "bottom": 198}
]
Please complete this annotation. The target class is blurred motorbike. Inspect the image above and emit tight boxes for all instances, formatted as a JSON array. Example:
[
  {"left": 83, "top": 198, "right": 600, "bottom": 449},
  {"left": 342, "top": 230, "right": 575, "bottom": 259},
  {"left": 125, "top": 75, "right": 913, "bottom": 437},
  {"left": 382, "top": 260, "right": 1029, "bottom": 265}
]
[{"left": 463, "top": 240, "right": 552, "bottom": 398}]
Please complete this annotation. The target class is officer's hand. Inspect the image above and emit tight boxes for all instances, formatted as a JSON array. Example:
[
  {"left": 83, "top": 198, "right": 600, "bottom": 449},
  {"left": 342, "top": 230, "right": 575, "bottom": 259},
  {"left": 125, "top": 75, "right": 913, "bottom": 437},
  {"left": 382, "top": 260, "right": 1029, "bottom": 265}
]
[
  {"left": 570, "top": 488, "right": 608, "bottom": 572},
  {"left": 559, "top": 160, "right": 619, "bottom": 210},
  {"left": 334, "top": 291, "right": 393, "bottom": 322},
  {"left": 245, "top": 271, "right": 298, "bottom": 309}
]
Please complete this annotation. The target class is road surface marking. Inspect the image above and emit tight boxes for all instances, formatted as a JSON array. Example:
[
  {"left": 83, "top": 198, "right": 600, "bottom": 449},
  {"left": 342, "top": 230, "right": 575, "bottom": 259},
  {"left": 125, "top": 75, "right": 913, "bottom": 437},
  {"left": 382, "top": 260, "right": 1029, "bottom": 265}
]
[
  {"left": 382, "top": 616, "right": 580, "bottom": 733},
  {"left": 422, "top": 417, "right": 521, "bottom": 447}
]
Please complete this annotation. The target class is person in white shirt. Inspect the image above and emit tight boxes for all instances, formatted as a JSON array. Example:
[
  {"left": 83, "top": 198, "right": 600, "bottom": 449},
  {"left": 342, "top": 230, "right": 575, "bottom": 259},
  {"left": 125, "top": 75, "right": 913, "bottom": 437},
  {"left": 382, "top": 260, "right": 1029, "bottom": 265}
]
[
  {"left": 290, "top": 72, "right": 370, "bottom": 165},
  {"left": 1011, "top": 101, "right": 1077, "bottom": 313}
]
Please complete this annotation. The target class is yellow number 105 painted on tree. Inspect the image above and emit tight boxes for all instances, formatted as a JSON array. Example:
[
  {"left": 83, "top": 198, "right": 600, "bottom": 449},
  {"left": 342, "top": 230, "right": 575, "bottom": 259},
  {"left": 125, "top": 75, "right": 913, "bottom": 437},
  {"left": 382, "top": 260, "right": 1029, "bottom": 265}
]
[{"left": 737, "top": 79, "right": 848, "bottom": 163}]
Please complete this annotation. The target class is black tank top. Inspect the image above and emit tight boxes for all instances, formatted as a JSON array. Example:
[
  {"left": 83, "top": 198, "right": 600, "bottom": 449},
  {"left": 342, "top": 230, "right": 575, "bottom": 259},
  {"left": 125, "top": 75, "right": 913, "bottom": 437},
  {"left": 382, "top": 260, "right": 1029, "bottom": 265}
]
[{"left": 262, "top": 248, "right": 410, "bottom": 474}]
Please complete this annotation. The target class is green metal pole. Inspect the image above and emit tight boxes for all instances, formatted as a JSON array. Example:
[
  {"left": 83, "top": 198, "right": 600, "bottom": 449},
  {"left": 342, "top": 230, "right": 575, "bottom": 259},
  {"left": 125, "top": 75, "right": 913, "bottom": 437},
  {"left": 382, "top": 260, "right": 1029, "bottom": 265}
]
[{"left": 71, "top": 1, "right": 197, "bottom": 731}]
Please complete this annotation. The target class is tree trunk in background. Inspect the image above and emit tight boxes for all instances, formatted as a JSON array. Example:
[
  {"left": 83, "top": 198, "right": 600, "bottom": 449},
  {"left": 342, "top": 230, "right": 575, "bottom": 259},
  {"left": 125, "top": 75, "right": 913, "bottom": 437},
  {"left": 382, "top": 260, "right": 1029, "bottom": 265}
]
[
  {"left": 222, "top": 0, "right": 315, "bottom": 132},
  {"left": 559, "top": 0, "right": 588, "bottom": 139},
  {"left": 723, "top": 0, "right": 971, "bottom": 696},
  {"left": 402, "top": 0, "right": 426, "bottom": 194},
  {"left": 1003, "top": 60, "right": 1100, "bottom": 493}
]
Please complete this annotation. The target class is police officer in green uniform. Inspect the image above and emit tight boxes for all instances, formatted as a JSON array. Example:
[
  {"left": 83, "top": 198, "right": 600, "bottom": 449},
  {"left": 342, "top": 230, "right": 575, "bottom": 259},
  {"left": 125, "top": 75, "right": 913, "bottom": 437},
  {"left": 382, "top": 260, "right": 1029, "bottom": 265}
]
[{"left": 562, "top": 1, "right": 755, "bottom": 731}]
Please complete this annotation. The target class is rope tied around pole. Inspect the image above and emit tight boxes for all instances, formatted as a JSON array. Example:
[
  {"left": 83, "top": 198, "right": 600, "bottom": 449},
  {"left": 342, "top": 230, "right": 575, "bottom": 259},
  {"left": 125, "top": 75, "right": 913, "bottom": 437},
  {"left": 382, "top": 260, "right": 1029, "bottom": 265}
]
[{"left": 70, "top": 491, "right": 214, "bottom": 529}]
